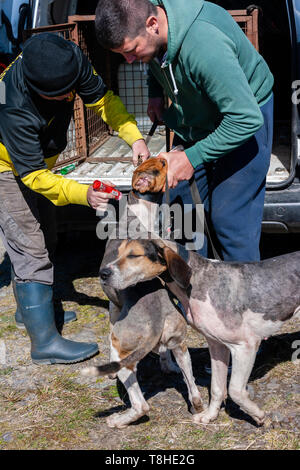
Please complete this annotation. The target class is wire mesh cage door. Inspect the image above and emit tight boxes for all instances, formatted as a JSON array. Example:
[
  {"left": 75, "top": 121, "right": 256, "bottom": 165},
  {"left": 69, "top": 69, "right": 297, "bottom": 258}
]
[{"left": 70, "top": 17, "right": 112, "bottom": 157}]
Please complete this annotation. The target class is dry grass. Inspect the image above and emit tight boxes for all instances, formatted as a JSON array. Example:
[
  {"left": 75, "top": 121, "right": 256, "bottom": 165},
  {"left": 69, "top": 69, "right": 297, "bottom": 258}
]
[{"left": 0, "top": 233, "right": 299, "bottom": 450}]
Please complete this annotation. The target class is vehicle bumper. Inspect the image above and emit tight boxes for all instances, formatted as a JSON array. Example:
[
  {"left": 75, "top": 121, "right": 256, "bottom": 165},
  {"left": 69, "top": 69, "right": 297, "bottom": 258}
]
[{"left": 263, "top": 182, "right": 300, "bottom": 232}]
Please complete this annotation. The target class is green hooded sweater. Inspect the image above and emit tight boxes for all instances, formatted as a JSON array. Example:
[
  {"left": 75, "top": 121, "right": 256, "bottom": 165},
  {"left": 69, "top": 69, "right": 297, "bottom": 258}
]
[{"left": 148, "top": 0, "right": 274, "bottom": 168}]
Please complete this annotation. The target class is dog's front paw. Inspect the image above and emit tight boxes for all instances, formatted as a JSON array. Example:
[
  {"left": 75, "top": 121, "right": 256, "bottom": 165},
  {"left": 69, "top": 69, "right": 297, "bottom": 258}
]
[
  {"left": 106, "top": 407, "right": 148, "bottom": 429},
  {"left": 106, "top": 413, "right": 128, "bottom": 429},
  {"left": 254, "top": 411, "right": 265, "bottom": 427},
  {"left": 192, "top": 407, "right": 218, "bottom": 425}
]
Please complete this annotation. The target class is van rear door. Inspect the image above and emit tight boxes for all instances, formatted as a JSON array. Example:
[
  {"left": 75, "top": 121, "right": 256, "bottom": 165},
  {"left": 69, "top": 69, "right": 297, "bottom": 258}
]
[{"left": 280, "top": 0, "right": 300, "bottom": 188}]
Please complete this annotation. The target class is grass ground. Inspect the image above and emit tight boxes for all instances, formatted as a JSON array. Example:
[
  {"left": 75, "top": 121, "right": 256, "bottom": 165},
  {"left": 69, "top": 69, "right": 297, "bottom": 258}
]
[{"left": 0, "top": 232, "right": 299, "bottom": 450}]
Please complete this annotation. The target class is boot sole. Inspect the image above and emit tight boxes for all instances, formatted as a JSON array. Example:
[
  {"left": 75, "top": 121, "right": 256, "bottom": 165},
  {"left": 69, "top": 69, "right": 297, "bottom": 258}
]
[{"left": 32, "top": 349, "right": 99, "bottom": 365}]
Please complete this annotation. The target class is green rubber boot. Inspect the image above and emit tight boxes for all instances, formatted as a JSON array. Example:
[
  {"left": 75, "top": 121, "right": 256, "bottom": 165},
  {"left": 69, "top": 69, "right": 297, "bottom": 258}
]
[
  {"left": 11, "top": 271, "right": 77, "bottom": 329},
  {"left": 15, "top": 281, "right": 99, "bottom": 364}
]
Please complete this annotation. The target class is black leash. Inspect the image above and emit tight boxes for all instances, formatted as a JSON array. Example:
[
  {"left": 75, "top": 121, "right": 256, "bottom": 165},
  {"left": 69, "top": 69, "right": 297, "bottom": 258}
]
[
  {"left": 144, "top": 122, "right": 221, "bottom": 260},
  {"left": 163, "top": 173, "right": 221, "bottom": 260},
  {"left": 189, "top": 176, "right": 221, "bottom": 260},
  {"left": 144, "top": 119, "right": 159, "bottom": 146},
  {"left": 163, "top": 137, "right": 221, "bottom": 260}
]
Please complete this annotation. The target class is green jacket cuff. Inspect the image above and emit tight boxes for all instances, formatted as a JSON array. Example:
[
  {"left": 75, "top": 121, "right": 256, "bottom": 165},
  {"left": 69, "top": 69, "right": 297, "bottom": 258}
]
[{"left": 185, "top": 145, "right": 205, "bottom": 169}]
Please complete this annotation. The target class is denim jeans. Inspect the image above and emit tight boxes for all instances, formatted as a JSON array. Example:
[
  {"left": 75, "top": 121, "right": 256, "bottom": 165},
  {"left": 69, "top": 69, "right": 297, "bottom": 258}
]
[{"left": 166, "top": 94, "right": 274, "bottom": 262}]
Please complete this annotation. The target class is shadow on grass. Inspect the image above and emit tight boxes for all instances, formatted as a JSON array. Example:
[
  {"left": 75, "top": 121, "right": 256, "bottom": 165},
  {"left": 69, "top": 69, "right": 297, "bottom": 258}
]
[{"left": 0, "top": 252, "right": 12, "bottom": 289}]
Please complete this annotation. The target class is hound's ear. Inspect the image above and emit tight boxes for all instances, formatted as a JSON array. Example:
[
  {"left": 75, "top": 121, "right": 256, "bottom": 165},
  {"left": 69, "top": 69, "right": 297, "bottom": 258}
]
[
  {"left": 163, "top": 246, "right": 192, "bottom": 289},
  {"left": 151, "top": 239, "right": 191, "bottom": 289}
]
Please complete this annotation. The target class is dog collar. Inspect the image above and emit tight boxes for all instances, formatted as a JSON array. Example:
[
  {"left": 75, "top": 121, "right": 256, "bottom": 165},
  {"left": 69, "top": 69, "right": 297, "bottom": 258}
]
[
  {"left": 159, "top": 271, "right": 173, "bottom": 284},
  {"left": 132, "top": 189, "right": 163, "bottom": 204},
  {"left": 159, "top": 271, "right": 192, "bottom": 298}
]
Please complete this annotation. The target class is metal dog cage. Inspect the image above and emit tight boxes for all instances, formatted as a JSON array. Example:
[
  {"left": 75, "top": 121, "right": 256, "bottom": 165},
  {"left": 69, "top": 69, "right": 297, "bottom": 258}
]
[{"left": 229, "top": 8, "right": 259, "bottom": 51}]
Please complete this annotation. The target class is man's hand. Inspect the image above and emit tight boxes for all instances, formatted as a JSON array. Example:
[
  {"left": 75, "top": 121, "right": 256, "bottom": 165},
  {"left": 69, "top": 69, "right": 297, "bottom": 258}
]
[
  {"left": 132, "top": 139, "right": 151, "bottom": 167},
  {"left": 147, "top": 97, "right": 165, "bottom": 124},
  {"left": 87, "top": 181, "right": 116, "bottom": 210},
  {"left": 157, "top": 150, "right": 194, "bottom": 189}
]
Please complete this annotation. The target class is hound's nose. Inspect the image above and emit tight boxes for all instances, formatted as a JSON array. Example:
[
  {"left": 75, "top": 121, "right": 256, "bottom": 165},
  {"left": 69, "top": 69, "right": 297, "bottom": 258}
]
[{"left": 99, "top": 267, "right": 113, "bottom": 281}]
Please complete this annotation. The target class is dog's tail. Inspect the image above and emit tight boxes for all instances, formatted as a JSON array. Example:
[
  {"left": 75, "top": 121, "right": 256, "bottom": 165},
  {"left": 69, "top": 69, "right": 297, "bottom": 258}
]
[{"left": 81, "top": 347, "right": 147, "bottom": 377}]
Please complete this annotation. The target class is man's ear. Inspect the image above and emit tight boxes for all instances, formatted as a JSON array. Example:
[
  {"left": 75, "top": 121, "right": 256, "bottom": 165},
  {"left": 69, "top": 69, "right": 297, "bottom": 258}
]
[
  {"left": 146, "top": 15, "right": 159, "bottom": 34},
  {"left": 152, "top": 239, "right": 191, "bottom": 289}
]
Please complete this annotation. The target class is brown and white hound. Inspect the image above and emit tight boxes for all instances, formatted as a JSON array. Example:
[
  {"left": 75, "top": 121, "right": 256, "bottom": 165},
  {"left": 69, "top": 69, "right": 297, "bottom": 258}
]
[{"left": 82, "top": 158, "right": 203, "bottom": 429}]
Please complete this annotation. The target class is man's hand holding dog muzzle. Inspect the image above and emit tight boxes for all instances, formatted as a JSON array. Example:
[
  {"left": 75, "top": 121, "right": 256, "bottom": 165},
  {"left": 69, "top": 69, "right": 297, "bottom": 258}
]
[
  {"left": 132, "top": 139, "right": 151, "bottom": 167},
  {"left": 158, "top": 149, "right": 194, "bottom": 189}
]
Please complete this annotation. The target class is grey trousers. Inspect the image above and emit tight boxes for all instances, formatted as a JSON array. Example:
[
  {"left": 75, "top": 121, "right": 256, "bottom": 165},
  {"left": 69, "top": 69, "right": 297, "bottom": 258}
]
[{"left": 0, "top": 171, "right": 56, "bottom": 284}]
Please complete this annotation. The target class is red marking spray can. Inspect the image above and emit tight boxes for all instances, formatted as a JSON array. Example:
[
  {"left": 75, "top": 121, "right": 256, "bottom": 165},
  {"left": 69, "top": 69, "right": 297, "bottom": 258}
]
[{"left": 92, "top": 180, "right": 122, "bottom": 201}]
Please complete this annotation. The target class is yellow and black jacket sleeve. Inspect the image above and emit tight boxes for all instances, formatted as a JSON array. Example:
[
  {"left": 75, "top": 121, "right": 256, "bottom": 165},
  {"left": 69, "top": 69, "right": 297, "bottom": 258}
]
[
  {"left": 85, "top": 90, "right": 143, "bottom": 146},
  {"left": 0, "top": 108, "right": 89, "bottom": 206}
]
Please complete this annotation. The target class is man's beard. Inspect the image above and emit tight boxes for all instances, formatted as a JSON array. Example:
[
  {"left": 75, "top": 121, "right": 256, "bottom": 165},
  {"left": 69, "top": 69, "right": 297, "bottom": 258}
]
[{"left": 143, "top": 34, "right": 166, "bottom": 63}]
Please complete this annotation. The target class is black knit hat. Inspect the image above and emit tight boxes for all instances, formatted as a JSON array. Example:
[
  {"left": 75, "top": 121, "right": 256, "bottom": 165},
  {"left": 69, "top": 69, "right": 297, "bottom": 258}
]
[{"left": 22, "top": 33, "right": 80, "bottom": 97}]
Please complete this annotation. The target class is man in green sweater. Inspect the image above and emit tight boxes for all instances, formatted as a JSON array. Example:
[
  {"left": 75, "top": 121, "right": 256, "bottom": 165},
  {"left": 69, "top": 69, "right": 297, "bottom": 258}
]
[{"left": 95, "top": 0, "right": 274, "bottom": 261}]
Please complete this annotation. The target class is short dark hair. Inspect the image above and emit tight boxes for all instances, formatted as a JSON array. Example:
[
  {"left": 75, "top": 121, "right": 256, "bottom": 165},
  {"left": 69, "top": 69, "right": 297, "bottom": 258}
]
[{"left": 95, "top": 0, "right": 157, "bottom": 49}]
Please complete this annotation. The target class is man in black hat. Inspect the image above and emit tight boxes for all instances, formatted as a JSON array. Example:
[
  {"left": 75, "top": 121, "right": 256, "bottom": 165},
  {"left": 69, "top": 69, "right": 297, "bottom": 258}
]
[{"left": 0, "top": 33, "right": 150, "bottom": 365}]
